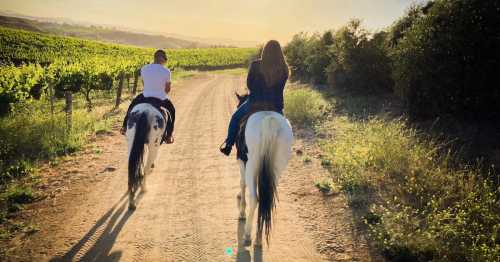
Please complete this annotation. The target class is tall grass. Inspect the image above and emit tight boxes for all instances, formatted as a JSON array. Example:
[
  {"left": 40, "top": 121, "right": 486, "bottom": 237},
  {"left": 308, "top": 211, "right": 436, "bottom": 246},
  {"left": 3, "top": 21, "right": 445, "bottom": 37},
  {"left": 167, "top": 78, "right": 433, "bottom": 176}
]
[
  {"left": 319, "top": 114, "right": 499, "bottom": 261},
  {"left": 0, "top": 90, "right": 125, "bottom": 186},
  {"left": 284, "top": 86, "right": 330, "bottom": 127}
]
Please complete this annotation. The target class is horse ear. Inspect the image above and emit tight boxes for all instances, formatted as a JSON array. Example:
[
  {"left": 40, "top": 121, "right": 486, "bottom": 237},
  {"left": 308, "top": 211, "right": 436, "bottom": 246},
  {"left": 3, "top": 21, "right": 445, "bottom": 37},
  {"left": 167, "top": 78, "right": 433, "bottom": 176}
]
[{"left": 235, "top": 92, "right": 242, "bottom": 101}]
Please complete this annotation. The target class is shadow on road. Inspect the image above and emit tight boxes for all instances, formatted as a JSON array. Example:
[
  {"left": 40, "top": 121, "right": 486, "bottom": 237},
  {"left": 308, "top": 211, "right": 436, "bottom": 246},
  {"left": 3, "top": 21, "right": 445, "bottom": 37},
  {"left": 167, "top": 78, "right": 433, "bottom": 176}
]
[
  {"left": 236, "top": 220, "right": 263, "bottom": 262},
  {"left": 50, "top": 192, "right": 142, "bottom": 262}
]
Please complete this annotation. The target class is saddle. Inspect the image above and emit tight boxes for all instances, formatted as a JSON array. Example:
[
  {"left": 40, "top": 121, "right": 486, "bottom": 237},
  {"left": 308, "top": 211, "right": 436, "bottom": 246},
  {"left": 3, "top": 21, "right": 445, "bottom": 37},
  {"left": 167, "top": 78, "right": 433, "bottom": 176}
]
[
  {"left": 235, "top": 101, "right": 280, "bottom": 163},
  {"left": 140, "top": 97, "right": 169, "bottom": 123},
  {"left": 129, "top": 99, "right": 171, "bottom": 144}
]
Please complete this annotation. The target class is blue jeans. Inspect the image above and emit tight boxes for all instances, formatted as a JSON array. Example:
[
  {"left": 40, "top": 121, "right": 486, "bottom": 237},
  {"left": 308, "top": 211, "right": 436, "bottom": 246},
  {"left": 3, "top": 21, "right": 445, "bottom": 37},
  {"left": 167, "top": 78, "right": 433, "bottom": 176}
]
[
  {"left": 225, "top": 101, "right": 283, "bottom": 147},
  {"left": 225, "top": 101, "right": 250, "bottom": 147}
]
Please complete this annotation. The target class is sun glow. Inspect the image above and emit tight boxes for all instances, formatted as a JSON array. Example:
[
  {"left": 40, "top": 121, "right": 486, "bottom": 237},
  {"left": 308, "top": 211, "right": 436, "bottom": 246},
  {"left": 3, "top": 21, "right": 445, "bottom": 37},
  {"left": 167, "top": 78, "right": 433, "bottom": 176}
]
[{"left": 0, "top": 0, "right": 423, "bottom": 45}]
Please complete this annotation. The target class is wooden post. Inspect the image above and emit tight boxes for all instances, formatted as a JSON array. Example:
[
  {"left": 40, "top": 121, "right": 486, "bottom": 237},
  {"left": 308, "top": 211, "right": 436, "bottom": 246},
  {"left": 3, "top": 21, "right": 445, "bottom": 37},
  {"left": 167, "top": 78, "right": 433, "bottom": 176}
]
[
  {"left": 115, "top": 73, "right": 124, "bottom": 108},
  {"left": 48, "top": 84, "right": 55, "bottom": 115},
  {"left": 127, "top": 76, "right": 131, "bottom": 92},
  {"left": 132, "top": 71, "right": 139, "bottom": 95},
  {"left": 64, "top": 91, "right": 73, "bottom": 132}
]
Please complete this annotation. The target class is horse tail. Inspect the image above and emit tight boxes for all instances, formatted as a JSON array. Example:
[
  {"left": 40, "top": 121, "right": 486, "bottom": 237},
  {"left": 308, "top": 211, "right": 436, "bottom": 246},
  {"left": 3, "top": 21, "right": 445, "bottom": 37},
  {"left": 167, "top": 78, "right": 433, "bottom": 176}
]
[
  {"left": 128, "top": 111, "right": 150, "bottom": 194},
  {"left": 257, "top": 114, "right": 281, "bottom": 245}
]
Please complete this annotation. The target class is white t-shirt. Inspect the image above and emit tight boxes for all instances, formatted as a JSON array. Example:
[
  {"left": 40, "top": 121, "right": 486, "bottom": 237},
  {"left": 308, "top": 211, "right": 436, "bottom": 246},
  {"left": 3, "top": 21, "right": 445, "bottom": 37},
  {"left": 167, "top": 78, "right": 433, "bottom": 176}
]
[{"left": 141, "top": 64, "right": 171, "bottom": 100}]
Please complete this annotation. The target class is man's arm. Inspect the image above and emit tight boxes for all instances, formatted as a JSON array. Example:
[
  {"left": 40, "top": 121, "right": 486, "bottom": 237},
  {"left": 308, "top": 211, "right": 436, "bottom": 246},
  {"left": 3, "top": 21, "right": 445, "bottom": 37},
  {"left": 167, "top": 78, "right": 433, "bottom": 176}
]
[
  {"left": 165, "top": 81, "right": 172, "bottom": 94},
  {"left": 164, "top": 69, "right": 172, "bottom": 94}
]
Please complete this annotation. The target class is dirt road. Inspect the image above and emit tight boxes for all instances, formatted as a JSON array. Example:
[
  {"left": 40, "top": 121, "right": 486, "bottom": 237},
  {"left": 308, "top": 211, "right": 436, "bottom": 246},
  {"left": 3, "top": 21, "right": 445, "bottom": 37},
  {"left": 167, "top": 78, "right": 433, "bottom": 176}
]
[{"left": 8, "top": 73, "right": 380, "bottom": 261}]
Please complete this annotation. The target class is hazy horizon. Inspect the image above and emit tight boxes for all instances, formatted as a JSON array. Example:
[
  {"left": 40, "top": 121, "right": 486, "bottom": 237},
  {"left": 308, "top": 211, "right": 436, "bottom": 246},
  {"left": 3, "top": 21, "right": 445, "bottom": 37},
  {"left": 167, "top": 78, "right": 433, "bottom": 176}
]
[{"left": 0, "top": 0, "right": 426, "bottom": 45}]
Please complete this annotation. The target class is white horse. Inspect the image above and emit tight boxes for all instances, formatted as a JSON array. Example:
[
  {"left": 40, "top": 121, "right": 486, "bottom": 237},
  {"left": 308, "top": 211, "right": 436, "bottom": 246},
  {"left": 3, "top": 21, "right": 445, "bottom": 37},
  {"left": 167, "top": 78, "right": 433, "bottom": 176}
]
[
  {"left": 126, "top": 103, "right": 167, "bottom": 210},
  {"left": 235, "top": 95, "right": 294, "bottom": 247}
]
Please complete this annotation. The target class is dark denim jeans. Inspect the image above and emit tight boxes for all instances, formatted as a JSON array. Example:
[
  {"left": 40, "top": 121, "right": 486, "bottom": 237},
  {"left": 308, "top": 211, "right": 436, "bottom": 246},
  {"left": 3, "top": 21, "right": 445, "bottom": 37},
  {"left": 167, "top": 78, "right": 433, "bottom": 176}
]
[
  {"left": 225, "top": 100, "right": 250, "bottom": 147},
  {"left": 225, "top": 100, "right": 283, "bottom": 147}
]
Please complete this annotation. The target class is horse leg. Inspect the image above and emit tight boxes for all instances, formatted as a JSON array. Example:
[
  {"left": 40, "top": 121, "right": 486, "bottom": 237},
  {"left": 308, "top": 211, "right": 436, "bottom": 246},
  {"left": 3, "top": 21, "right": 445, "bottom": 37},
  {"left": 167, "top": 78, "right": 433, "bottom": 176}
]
[
  {"left": 238, "top": 160, "right": 246, "bottom": 220},
  {"left": 129, "top": 189, "right": 136, "bottom": 210},
  {"left": 244, "top": 160, "right": 258, "bottom": 246},
  {"left": 255, "top": 227, "right": 263, "bottom": 247},
  {"left": 127, "top": 127, "right": 136, "bottom": 210},
  {"left": 142, "top": 143, "right": 157, "bottom": 193},
  {"left": 149, "top": 133, "right": 162, "bottom": 170}
]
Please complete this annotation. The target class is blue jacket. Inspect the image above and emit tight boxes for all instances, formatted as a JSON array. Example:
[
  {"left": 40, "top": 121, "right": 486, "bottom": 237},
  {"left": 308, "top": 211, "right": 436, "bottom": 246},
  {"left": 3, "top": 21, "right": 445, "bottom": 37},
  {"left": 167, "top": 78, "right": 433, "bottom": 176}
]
[{"left": 247, "top": 60, "right": 287, "bottom": 111}]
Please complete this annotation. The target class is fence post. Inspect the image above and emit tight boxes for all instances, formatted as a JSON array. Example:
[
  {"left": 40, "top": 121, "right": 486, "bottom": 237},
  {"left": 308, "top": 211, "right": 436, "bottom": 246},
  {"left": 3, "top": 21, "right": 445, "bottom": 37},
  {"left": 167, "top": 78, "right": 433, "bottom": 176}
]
[
  {"left": 115, "top": 73, "right": 124, "bottom": 109},
  {"left": 48, "top": 84, "right": 55, "bottom": 115},
  {"left": 64, "top": 91, "right": 73, "bottom": 132},
  {"left": 132, "top": 71, "right": 139, "bottom": 95},
  {"left": 127, "top": 76, "right": 131, "bottom": 92}
]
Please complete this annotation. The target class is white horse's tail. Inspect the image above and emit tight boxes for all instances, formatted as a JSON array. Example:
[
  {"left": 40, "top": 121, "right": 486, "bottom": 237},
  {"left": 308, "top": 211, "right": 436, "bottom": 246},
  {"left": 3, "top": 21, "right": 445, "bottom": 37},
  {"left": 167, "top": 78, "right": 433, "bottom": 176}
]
[
  {"left": 257, "top": 114, "right": 281, "bottom": 244},
  {"left": 128, "top": 112, "right": 150, "bottom": 194}
]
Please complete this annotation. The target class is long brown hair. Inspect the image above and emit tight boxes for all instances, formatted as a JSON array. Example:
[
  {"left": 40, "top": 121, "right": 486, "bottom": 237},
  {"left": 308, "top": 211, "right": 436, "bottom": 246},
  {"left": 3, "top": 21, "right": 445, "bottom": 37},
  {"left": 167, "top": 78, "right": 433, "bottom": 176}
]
[{"left": 260, "top": 40, "right": 289, "bottom": 87}]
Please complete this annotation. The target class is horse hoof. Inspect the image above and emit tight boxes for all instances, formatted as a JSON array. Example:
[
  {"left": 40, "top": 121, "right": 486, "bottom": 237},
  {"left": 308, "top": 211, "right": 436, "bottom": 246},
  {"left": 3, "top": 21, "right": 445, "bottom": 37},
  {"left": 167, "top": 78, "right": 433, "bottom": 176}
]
[
  {"left": 237, "top": 193, "right": 241, "bottom": 199},
  {"left": 243, "top": 239, "right": 252, "bottom": 247},
  {"left": 151, "top": 163, "right": 155, "bottom": 169},
  {"left": 129, "top": 204, "right": 136, "bottom": 211},
  {"left": 238, "top": 215, "right": 246, "bottom": 221}
]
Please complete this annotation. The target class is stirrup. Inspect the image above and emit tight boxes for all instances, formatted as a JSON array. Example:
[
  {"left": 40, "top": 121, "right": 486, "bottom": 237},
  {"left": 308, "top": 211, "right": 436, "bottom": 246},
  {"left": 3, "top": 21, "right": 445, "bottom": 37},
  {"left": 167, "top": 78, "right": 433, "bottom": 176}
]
[{"left": 219, "top": 141, "right": 232, "bottom": 156}]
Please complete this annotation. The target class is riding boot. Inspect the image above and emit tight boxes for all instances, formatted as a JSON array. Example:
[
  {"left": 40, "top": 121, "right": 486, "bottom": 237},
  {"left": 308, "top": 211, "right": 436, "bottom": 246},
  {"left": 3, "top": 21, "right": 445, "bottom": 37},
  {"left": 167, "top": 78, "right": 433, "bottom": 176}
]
[{"left": 219, "top": 141, "right": 232, "bottom": 156}]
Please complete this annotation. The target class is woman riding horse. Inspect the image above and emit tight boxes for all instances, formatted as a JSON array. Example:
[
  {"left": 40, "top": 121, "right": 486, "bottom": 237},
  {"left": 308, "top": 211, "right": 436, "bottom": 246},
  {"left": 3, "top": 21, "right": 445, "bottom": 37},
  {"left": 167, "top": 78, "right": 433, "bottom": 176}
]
[{"left": 220, "top": 40, "right": 289, "bottom": 155}]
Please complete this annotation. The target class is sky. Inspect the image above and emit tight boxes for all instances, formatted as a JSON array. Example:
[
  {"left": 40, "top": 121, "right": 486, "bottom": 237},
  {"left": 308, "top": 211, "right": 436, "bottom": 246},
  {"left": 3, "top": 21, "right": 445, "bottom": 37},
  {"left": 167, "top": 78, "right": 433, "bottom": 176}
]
[{"left": 0, "top": 0, "right": 425, "bottom": 44}]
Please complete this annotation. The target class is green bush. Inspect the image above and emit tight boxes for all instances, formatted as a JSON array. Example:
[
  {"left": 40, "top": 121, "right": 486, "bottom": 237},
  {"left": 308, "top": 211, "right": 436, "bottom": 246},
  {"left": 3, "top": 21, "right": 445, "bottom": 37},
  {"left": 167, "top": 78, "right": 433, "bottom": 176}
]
[
  {"left": 327, "top": 20, "right": 393, "bottom": 92},
  {"left": 321, "top": 116, "right": 500, "bottom": 261},
  {"left": 284, "top": 33, "right": 312, "bottom": 81},
  {"left": 284, "top": 20, "right": 393, "bottom": 91},
  {"left": 391, "top": 0, "right": 500, "bottom": 120},
  {"left": 284, "top": 87, "right": 329, "bottom": 126}
]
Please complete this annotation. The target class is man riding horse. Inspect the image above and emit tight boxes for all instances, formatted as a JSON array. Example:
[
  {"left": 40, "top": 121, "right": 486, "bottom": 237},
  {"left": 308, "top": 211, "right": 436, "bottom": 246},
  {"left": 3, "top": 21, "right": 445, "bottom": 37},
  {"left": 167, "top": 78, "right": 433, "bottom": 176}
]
[{"left": 121, "top": 49, "right": 176, "bottom": 144}]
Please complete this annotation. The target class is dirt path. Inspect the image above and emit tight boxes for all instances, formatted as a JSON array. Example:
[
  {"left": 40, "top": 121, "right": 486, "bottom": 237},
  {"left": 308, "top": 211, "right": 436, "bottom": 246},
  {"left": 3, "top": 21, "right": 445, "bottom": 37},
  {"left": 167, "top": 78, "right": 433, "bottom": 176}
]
[{"left": 7, "top": 73, "right": 381, "bottom": 261}]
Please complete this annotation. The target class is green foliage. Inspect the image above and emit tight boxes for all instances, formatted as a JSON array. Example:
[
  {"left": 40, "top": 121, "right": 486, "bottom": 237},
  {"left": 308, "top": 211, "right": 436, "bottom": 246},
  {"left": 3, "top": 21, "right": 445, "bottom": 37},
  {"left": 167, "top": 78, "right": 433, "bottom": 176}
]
[
  {"left": 0, "top": 182, "right": 36, "bottom": 216},
  {"left": 391, "top": 0, "right": 500, "bottom": 120},
  {"left": 284, "top": 32, "right": 333, "bottom": 84},
  {"left": 314, "top": 178, "right": 339, "bottom": 194},
  {"left": 283, "top": 33, "right": 311, "bottom": 80},
  {"left": 0, "top": 27, "right": 255, "bottom": 69},
  {"left": 330, "top": 21, "right": 393, "bottom": 92},
  {"left": 1, "top": 184, "right": 34, "bottom": 205},
  {"left": 321, "top": 115, "right": 500, "bottom": 261},
  {"left": 286, "top": 0, "right": 499, "bottom": 120},
  {"left": 284, "top": 86, "right": 329, "bottom": 126},
  {"left": 0, "top": 160, "right": 32, "bottom": 186},
  {"left": 0, "top": 64, "right": 44, "bottom": 114},
  {"left": 284, "top": 20, "right": 392, "bottom": 91}
]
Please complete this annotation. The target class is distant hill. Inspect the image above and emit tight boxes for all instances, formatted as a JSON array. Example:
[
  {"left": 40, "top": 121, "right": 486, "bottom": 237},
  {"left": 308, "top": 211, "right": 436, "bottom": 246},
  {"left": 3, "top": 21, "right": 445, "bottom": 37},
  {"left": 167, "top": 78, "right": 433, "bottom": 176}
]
[{"left": 0, "top": 15, "right": 210, "bottom": 49}]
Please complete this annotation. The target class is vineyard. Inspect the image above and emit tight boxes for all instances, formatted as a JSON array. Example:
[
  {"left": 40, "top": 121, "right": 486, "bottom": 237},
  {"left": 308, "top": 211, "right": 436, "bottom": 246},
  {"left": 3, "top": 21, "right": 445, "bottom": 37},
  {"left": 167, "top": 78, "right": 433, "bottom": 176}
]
[
  {"left": 0, "top": 27, "right": 256, "bottom": 114},
  {"left": 0, "top": 26, "right": 256, "bottom": 189}
]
